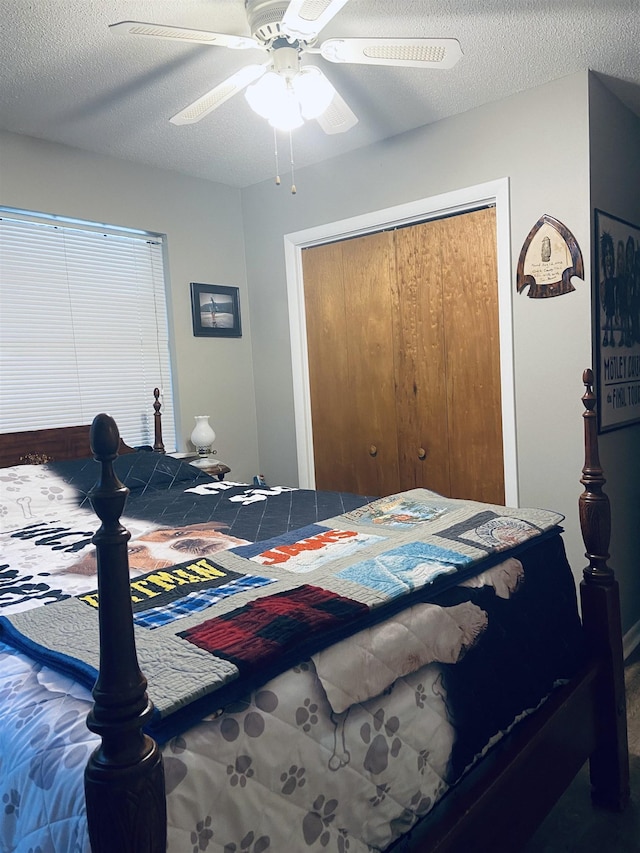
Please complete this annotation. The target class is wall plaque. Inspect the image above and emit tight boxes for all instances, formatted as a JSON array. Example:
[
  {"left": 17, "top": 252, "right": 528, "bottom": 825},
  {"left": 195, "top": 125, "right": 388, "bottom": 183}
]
[{"left": 516, "top": 214, "right": 584, "bottom": 298}]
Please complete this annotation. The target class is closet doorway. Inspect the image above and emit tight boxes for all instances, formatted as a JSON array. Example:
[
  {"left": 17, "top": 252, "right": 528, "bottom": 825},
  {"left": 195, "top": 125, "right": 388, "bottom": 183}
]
[
  {"left": 301, "top": 207, "right": 504, "bottom": 503},
  {"left": 284, "top": 179, "right": 517, "bottom": 505}
]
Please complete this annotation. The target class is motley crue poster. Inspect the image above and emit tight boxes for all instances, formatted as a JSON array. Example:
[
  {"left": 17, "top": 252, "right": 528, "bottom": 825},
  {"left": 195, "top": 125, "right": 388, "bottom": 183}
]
[{"left": 595, "top": 210, "right": 640, "bottom": 432}]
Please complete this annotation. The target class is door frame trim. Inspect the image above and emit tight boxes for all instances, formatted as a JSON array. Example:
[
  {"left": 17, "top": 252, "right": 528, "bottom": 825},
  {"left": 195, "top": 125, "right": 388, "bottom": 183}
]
[{"left": 284, "top": 178, "right": 519, "bottom": 505}]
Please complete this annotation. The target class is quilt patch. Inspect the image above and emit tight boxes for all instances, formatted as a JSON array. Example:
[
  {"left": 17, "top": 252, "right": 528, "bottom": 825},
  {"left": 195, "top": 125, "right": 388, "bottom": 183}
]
[
  {"left": 77, "top": 556, "right": 275, "bottom": 629},
  {"left": 436, "top": 511, "right": 545, "bottom": 551},
  {"left": 178, "top": 584, "right": 368, "bottom": 669},
  {"left": 232, "top": 523, "right": 385, "bottom": 572},
  {"left": 343, "top": 495, "right": 450, "bottom": 527},
  {"left": 337, "top": 541, "right": 468, "bottom": 599}
]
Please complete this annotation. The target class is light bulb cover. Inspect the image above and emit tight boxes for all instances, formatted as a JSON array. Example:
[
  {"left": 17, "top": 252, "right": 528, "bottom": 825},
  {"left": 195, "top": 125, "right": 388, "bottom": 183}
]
[
  {"left": 245, "top": 71, "right": 286, "bottom": 119},
  {"left": 268, "top": 96, "right": 303, "bottom": 130},
  {"left": 293, "top": 67, "right": 334, "bottom": 119},
  {"left": 246, "top": 71, "right": 304, "bottom": 131},
  {"left": 190, "top": 415, "right": 216, "bottom": 457}
]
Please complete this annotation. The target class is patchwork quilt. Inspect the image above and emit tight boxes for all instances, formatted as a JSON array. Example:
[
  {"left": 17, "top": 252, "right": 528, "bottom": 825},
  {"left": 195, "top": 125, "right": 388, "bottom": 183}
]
[{"left": 1, "top": 454, "right": 564, "bottom": 741}]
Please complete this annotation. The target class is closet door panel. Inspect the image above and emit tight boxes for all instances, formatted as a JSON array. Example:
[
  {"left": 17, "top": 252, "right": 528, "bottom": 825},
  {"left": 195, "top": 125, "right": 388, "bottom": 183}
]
[
  {"left": 342, "top": 231, "right": 401, "bottom": 496},
  {"left": 302, "top": 232, "right": 401, "bottom": 497},
  {"left": 393, "top": 221, "right": 451, "bottom": 495},
  {"left": 440, "top": 207, "right": 504, "bottom": 503},
  {"left": 302, "top": 242, "right": 356, "bottom": 492}
]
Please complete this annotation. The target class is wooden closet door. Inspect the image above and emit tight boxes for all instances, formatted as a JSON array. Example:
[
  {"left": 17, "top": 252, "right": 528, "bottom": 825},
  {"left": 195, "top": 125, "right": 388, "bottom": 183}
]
[
  {"left": 393, "top": 221, "right": 451, "bottom": 495},
  {"left": 438, "top": 207, "right": 504, "bottom": 503},
  {"left": 302, "top": 231, "right": 401, "bottom": 496},
  {"left": 302, "top": 208, "right": 503, "bottom": 503}
]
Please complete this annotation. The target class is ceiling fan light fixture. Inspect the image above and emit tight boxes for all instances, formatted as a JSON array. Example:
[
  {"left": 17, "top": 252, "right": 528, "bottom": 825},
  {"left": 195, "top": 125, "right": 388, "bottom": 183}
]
[
  {"left": 245, "top": 71, "right": 281, "bottom": 118},
  {"left": 293, "top": 66, "right": 334, "bottom": 119},
  {"left": 268, "top": 100, "right": 304, "bottom": 131},
  {"left": 245, "top": 71, "right": 304, "bottom": 130}
]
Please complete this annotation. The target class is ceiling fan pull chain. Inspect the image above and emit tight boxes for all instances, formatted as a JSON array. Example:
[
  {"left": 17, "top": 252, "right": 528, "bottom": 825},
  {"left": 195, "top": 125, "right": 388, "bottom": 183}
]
[
  {"left": 289, "top": 131, "right": 297, "bottom": 195},
  {"left": 273, "top": 127, "right": 281, "bottom": 186}
]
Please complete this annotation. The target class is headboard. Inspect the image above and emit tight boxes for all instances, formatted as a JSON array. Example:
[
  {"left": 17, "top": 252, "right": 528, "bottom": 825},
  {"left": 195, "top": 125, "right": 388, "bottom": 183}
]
[
  {"left": 0, "top": 387, "right": 166, "bottom": 467},
  {"left": 0, "top": 424, "right": 136, "bottom": 468}
]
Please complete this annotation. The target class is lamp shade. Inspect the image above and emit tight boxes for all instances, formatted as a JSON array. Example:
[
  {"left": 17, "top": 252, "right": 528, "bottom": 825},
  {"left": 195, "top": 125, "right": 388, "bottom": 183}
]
[
  {"left": 293, "top": 67, "right": 334, "bottom": 119},
  {"left": 191, "top": 415, "right": 216, "bottom": 457},
  {"left": 245, "top": 72, "right": 304, "bottom": 131}
]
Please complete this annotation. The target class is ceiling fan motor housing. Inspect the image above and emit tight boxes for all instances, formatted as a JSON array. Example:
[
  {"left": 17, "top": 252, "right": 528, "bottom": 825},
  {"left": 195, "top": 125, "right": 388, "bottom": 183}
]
[{"left": 246, "top": 0, "right": 292, "bottom": 44}]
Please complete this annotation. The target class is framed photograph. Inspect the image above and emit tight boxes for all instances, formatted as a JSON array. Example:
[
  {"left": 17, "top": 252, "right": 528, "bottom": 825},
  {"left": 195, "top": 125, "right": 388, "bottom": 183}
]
[
  {"left": 191, "top": 283, "right": 242, "bottom": 338},
  {"left": 594, "top": 210, "right": 640, "bottom": 432}
]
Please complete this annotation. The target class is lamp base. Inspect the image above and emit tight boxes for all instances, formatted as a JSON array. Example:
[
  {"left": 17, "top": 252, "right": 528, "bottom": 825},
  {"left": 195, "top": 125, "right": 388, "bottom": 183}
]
[
  {"left": 190, "top": 454, "right": 216, "bottom": 468},
  {"left": 188, "top": 457, "right": 231, "bottom": 481}
]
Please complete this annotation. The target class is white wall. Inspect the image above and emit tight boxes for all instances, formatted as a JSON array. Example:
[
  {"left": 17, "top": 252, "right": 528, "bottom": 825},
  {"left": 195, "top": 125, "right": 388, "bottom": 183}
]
[
  {"left": 0, "top": 131, "right": 259, "bottom": 482},
  {"left": 242, "top": 71, "right": 594, "bottom": 589},
  {"left": 589, "top": 75, "right": 640, "bottom": 635}
]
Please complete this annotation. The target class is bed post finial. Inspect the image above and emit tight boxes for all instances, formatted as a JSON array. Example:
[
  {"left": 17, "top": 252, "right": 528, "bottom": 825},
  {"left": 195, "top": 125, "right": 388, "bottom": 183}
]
[
  {"left": 153, "top": 387, "right": 165, "bottom": 453},
  {"left": 579, "top": 368, "right": 613, "bottom": 585},
  {"left": 84, "top": 412, "right": 167, "bottom": 853}
]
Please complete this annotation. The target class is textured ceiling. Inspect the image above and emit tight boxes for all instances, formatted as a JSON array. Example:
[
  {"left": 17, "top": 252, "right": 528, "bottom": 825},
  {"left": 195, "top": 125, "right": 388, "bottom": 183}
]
[{"left": 1, "top": 0, "right": 639, "bottom": 188}]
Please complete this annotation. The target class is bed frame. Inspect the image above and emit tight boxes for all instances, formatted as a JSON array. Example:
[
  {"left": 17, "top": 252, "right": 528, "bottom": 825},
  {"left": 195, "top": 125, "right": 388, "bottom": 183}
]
[{"left": 0, "top": 371, "right": 629, "bottom": 852}]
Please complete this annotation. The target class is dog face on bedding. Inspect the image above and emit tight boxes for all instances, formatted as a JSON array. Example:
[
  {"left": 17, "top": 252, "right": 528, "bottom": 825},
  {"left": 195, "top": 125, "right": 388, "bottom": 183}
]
[{"left": 67, "top": 522, "right": 248, "bottom": 576}]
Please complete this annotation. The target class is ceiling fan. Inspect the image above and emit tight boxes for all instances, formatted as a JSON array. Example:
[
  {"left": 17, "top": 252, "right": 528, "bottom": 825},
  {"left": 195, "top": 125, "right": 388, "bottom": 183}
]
[{"left": 110, "top": 0, "right": 462, "bottom": 135}]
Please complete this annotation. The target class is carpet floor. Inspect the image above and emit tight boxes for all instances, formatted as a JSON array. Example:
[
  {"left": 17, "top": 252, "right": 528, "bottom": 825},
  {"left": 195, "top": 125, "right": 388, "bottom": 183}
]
[{"left": 522, "top": 644, "right": 640, "bottom": 852}]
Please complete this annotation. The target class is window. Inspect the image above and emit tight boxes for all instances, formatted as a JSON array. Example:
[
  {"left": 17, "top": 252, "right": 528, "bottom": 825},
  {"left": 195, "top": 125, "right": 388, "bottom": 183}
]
[{"left": 0, "top": 211, "right": 176, "bottom": 450}]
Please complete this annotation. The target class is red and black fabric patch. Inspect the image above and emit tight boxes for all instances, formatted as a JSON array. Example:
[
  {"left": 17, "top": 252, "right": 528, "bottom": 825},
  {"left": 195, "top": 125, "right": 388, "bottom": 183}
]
[{"left": 178, "top": 584, "right": 368, "bottom": 670}]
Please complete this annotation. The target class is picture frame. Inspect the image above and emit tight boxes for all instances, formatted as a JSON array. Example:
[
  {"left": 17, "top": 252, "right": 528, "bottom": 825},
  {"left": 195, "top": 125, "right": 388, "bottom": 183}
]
[
  {"left": 594, "top": 210, "right": 640, "bottom": 432},
  {"left": 191, "top": 283, "right": 242, "bottom": 338}
]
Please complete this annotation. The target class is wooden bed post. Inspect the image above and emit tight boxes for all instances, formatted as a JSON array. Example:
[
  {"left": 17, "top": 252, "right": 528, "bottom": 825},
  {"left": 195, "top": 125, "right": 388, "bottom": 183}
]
[
  {"left": 153, "top": 387, "right": 166, "bottom": 453},
  {"left": 84, "top": 413, "right": 167, "bottom": 852},
  {"left": 578, "top": 368, "right": 630, "bottom": 810}
]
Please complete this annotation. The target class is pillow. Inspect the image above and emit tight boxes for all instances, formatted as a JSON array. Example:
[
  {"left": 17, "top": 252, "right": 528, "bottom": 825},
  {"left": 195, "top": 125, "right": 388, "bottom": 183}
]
[{"left": 45, "top": 451, "right": 209, "bottom": 496}]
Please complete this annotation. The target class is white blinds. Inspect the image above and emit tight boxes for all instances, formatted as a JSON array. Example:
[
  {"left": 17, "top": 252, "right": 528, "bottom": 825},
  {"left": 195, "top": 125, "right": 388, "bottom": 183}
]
[{"left": 0, "top": 213, "right": 176, "bottom": 451}]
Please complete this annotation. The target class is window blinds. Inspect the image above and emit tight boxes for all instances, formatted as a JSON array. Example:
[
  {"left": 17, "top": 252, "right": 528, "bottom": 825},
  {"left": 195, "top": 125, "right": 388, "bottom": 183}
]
[{"left": 0, "top": 213, "right": 176, "bottom": 451}]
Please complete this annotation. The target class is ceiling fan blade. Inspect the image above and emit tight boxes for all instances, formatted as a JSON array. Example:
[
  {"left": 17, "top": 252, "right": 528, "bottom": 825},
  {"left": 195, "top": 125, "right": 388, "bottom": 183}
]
[
  {"left": 109, "top": 20, "right": 261, "bottom": 51},
  {"left": 320, "top": 37, "right": 463, "bottom": 68},
  {"left": 170, "top": 64, "right": 268, "bottom": 125},
  {"left": 281, "top": 0, "right": 351, "bottom": 41},
  {"left": 315, "top": 88, "right": 358, "bottom": 135}
]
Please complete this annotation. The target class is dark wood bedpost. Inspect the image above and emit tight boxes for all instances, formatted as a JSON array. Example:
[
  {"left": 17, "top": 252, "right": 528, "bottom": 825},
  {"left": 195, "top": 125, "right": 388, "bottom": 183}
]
[
  {"left": 578, "top": 368, "right": 629, "bottom": 810},
  {"left": 84, "top": 413, "right": 167, "bottom": 852},
  {"left": 153, "top": 387, "right": 166, "bottom": 453}
]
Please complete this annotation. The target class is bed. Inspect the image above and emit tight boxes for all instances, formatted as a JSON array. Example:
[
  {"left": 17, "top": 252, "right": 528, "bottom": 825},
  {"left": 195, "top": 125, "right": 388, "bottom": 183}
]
[{"left": 0, "top": 370, "right": 629, "bottom": 853}]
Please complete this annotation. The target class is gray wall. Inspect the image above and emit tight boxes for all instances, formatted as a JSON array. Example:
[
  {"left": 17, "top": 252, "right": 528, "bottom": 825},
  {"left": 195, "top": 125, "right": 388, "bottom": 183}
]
[
  {"left": 589, "top": 75, "right": 640, "bottom": 636},
  {"left": 0, "top": 131, "right": 260, "bottom": 482}
]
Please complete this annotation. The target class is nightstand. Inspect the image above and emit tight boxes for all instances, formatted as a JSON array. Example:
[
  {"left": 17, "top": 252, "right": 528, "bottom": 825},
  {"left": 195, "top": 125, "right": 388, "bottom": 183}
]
[
  {"left": 191, "top": 459, "right": 231, "bottom": 480},
  {"left": 169, "top": 453, "right": 230, "bottom": 480}
]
